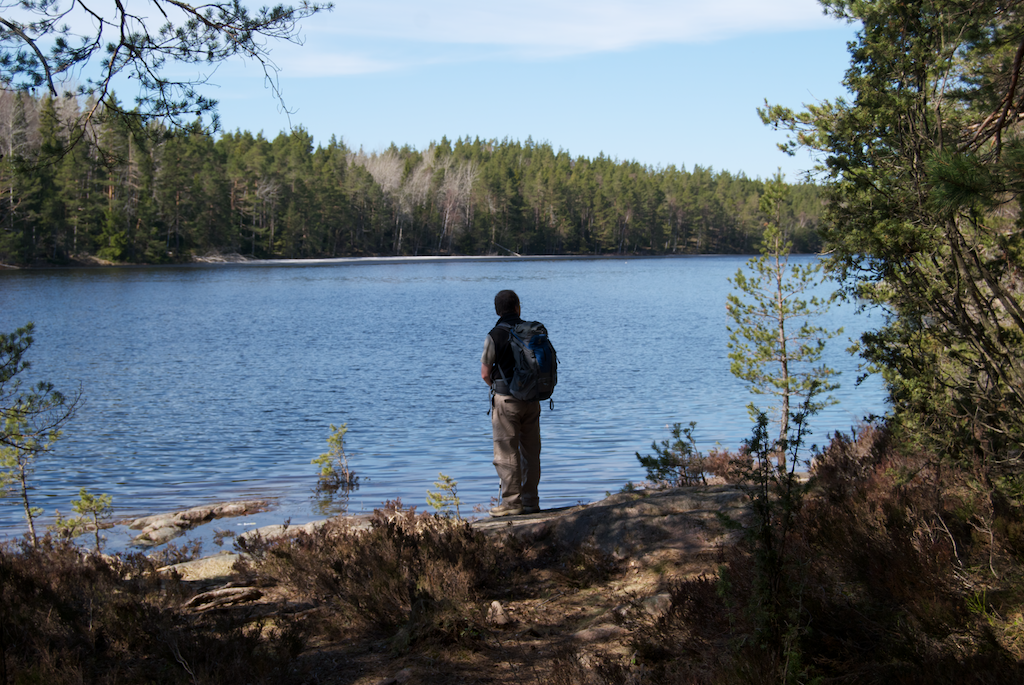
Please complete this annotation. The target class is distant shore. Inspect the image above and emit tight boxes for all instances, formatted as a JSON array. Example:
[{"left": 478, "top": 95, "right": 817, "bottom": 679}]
[{"left": 3, "top": 251, "right": 763, "bottom": 270}]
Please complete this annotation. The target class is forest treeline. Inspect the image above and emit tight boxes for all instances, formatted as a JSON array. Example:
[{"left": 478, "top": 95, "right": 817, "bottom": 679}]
[{"left": 0, "top": 92, "right": 822, "bottom": 266}]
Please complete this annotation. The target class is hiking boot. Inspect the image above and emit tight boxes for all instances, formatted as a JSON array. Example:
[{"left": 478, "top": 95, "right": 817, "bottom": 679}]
[
  {"left": 521, "top": 505, "right": 541, "bottom": 514},
  {"left": 489, "top": 502, "right": 523, "bottom": 517}
]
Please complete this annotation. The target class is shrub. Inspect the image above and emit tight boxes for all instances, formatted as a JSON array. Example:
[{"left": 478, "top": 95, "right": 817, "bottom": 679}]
[
  {"left": 636, "top": 422, "right": 709, "bottom": 487},
  {"left": 245, "top": 500, "right": 505, "bottom": 649},
  {"left": 426, "top": 472, "right": 462, "bottom": 518},
  {"left": 704, "top": 446, "right": 752, "bottom": 484},
  {"left": 311, "top": 423, "right": 359, "bottom": 493},
  {"left": 792, "top": 424, "right": 1024, "bottom": 681},
  {"left": 0, "top": 536, "right": 302, "bottom": 684}
]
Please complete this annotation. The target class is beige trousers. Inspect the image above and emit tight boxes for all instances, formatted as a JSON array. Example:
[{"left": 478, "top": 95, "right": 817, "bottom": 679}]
[{"left": 491, "top": 394, "right": 542, "bottom": 508}]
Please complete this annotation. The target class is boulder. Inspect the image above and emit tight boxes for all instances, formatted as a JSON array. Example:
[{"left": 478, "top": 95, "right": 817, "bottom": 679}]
[{"left": 487, "top": 600, "right": 510, "bottom": 625}]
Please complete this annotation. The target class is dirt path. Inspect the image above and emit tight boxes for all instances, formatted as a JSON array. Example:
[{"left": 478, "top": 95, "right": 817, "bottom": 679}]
[{"left": 161, "top": 485, "right": 751, "bottom": 684}]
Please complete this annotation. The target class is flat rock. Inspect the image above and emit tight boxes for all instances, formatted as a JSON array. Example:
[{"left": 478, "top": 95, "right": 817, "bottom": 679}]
[
  {"left": 128, "top": 500, "right": 270, "bottom": 547},
  {"left": 159, "top": 552, "right": 241, "bottom": 582},
  {"left": 472, "top": 485, "right": 749, "bottom": 561},
  {"left": 129, "top": 500, "right": 269, "bottom": 531}
]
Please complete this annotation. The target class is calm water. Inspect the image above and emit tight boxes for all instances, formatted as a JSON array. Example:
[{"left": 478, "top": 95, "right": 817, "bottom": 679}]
[{"left": 0, "top": 256, "right": 887, "bottom": 551}]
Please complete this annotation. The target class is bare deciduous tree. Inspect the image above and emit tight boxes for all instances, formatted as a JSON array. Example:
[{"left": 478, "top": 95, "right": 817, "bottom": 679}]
[
  {"left": 436, "top": 159, "right": 477, "bottom": 253},
  {"left": 394, "top": 146, "right": 434, "bottom": 254}
]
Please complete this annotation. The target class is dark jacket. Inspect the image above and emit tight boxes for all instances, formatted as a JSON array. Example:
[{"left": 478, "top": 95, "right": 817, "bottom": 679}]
[{"left": 488, "top": 314, "right": 523, "bottom": 394}]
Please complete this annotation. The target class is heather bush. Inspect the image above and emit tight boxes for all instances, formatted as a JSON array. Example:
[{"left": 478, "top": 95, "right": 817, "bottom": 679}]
[
  {"left": 704, "top": 446, "right": 752, "bottom": 484},
  {"left": 792, "top": 424, "right": 1024, "bottom": 681},
  {"left": 619, "top": 413, "right": 1024, "bottom": 684},
  {"left": 621, "top": 574, "right": 729, "bottom": 684},
  {"left": 145, "top": 538, "right": 205, "bottom": 568},
  {"left": 554, "top": 541, "right": 618, "bottom": 589},
  {"left": 243, "top": 500, "right": 508, "bottom": 649},
  {"left": 0, "top": 536, "right": 303, "bottom": 684}
]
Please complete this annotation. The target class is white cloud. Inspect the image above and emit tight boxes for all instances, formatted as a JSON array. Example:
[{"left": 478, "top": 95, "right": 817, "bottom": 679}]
[
  {"left": 8, "top": 1, "right": 839, "bottom": 81},
  {"left": 277, "top": 52, "right": 402, "bottom": 77},
  {"left": 310, "top": 0, "right": 836, "bottom": 52},
  {"left": 231, "top": 0, "right": 844, "bottom": 79}
]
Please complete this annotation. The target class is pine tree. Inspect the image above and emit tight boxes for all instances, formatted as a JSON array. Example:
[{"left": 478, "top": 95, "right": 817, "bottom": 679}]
[
  {"left": 762, "top": 0, "right": 1024, "bottom": 469},
  {"left": 1, "top": 324, "right": 80, "bottom": 546},
  {"left": 726, "top": 171, "right": 841, "bottom": 465}
]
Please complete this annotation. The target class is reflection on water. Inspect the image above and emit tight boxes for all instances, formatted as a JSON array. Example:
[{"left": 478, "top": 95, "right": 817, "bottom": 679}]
[{"left": 0, "top": 256, "right": 887, "bottom": 551}]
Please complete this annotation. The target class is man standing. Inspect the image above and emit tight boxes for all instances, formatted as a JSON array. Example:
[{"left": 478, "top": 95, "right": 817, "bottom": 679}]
[{"left": 481, "top": 289, "right": 541, "bottom": 517}]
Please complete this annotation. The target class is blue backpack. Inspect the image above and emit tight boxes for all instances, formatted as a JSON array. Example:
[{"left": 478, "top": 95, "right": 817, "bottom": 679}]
[{"left": 497, "top": 321, "right": 558, "bottom": 407}]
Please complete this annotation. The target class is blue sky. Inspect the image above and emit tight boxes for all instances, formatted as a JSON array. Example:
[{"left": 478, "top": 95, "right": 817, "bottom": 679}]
[{"left": 200, "top": 1, "right": 857, "bottom": 180}]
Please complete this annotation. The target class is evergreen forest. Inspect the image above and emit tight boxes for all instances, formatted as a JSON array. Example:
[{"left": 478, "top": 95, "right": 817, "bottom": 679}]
[{"left": 0, "top": 92, "right": 822, "bottom": 266}]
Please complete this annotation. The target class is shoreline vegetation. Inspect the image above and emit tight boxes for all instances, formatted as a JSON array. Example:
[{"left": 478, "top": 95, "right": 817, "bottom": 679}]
[{"left": 0, "top": 91, "right": 823, "bottom": 269}]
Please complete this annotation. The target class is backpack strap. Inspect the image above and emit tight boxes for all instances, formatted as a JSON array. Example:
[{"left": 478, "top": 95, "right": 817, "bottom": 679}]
[
  {"left": 490, "top": 322, "right": 514, "bottom": 396},
  {"left": 495, "top": 363, "right": 512, "bottom": 395}
]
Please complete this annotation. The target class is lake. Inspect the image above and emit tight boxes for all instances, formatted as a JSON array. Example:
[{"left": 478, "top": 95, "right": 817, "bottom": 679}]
[{"left": 0, "top": 255, "right": 887, "bottom": 551}]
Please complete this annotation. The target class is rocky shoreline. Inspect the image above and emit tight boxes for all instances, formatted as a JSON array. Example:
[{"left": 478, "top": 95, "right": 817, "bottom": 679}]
[{"left": 157, "top": 484, "right": 751, "bottom": 585}]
